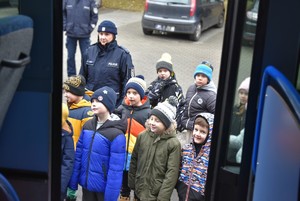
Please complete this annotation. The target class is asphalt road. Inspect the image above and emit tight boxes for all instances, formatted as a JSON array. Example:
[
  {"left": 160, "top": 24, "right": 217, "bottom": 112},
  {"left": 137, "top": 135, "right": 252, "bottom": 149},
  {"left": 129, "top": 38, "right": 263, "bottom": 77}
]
[{"left": 62, "top": 7, "right": 227, "bottom": 201}]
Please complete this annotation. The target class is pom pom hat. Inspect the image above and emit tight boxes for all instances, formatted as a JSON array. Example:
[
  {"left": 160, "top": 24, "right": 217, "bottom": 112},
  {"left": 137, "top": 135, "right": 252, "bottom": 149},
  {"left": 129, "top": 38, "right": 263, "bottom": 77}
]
[
  {"left": 98, "top": 20, "right": 117, "bottom": 35},
  {"left": 63, "top": 75, "right": 86, "bottom": 96},
  {"left": 238, "top": 77, "right": 251, "bottom": 93},
  {"left": 125, "top": 75, "right": 147, "bottom": 99},
  {"left": 91, "top": 86, "right": 117, "bottom": 114},
  {"left": 193, "top": 63, "right": 213, "bottom": 82},
  {"left": 150, "top": 96, "right": 178, "bottom": 129},
  {"left": 156, "top": 53, "right": 173, "bottom": 73}
]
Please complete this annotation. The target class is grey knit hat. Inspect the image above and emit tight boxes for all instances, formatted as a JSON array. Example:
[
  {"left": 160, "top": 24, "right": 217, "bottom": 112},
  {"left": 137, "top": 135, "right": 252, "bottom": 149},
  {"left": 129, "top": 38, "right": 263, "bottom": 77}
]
[
  {"left": 156, "top": 52, "right": 173, "bottom": 73},
  {"left": 150, "top": 96, "right": 178, "bottom": 128}
]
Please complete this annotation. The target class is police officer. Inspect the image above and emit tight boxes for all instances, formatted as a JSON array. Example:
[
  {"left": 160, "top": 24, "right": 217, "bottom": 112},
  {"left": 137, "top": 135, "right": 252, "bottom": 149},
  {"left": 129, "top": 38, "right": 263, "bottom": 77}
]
[
  {"left": 63, "top": 0, "right": 98, "bottom": 77},
  {"left": 80, "top": 20, "right": 135, "bottom": 107}
]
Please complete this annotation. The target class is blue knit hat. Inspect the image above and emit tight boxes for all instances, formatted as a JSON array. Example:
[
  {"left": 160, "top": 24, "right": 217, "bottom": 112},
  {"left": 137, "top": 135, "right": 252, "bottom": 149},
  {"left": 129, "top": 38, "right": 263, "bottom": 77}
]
[
  {"left": 91, "top": 86, "right": 117, "bottom": 113},
  {"left": 98, "top": 20, "right": 117, "bottom": 35},
  {"left": 125, "top": 75, "right": 147, "bottom": 99},
  {"left": 193, "top": 64, "right": 213, "bottom": 82}
]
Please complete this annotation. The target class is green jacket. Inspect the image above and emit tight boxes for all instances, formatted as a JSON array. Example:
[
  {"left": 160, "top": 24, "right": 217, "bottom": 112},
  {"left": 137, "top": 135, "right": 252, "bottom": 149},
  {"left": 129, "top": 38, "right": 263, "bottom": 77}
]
[{"left": 128, "top": 123, "right": 181, "bottom": 200}]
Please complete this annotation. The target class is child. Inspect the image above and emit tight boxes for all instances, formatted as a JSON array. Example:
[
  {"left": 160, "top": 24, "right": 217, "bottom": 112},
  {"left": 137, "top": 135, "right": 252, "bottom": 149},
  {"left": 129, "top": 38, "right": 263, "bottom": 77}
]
[
  {"left": 128, "top": 96, "right": 181, "bottom": 200},
  {"left": 176, "top": 113, "right": 214, "bottom": 201},
  {"left": 229, "top": 128, "right": 245, "bottom": 163},
  {"left": 178, "top": 62, "right": 217, "bottom": 143},
  {"left": 146, "top": 52, "right": 184, "bottom": 109},
  {"left": 68, "top": 86, "right": 127, "bottom": 201},
  {"left": 114, "top": 75, "right": 151, "bottom": 200},
  {"left": 61, "top": 103, "right": 75, "bottom": 201},
  {"left": 230, "top": 77, "right": 250, "bottom": 136},
  {"left": 63, "top": 75, "right": 94, "bottom": 148},
  {"left": 227, "top": 77, "right": 250, "bottom": 163}
]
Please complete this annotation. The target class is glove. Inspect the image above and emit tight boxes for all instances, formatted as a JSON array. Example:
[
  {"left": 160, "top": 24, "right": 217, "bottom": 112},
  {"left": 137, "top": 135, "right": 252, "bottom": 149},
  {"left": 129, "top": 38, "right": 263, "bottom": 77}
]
[{"left": 67, "top": 188, "right": 77, "bottom": 200}]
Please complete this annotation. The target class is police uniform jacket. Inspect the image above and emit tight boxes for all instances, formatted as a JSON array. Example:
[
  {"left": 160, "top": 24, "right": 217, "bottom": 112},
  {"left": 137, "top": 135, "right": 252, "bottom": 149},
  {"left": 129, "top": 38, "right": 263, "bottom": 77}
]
[
  {"left": 80, "top": 40, "right": 134, "bottom": 106},
  {"left": 63, "top": 0, "right": 98, "bottom": 38}
]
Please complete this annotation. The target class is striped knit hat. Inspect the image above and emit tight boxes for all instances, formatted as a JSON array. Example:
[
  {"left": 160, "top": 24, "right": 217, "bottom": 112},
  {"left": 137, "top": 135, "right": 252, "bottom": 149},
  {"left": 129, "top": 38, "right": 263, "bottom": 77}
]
[{"left": 125, "top": 75, "right": 147, "bottom": 99}]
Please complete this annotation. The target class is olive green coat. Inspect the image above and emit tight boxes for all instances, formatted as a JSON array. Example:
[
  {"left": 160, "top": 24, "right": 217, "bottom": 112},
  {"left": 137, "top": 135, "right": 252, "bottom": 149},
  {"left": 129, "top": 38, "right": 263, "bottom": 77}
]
[{"left": 128, "top": 123, "right": 181, "bottom": 201}]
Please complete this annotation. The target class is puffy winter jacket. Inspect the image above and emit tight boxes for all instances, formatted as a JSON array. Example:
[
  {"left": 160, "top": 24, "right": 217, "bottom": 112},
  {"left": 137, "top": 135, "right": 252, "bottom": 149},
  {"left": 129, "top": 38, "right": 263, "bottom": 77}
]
[
  {"left": 68, "top": 115, "right": 127, "bottom": 201},
  {"left": 114, "top": 96, "right": 151, "bottom": 171},
  {"left": 67, "top": 99, "right": 93, "bottom": 148},
  {"left": 177, "top": 113, "right": 214, "bottom": 200},
  {"left": 128, "top": 122, "right": 181, "bottom": 200},
  {"left": 180, "top": 82, "right": 216, "bottom": 131}
]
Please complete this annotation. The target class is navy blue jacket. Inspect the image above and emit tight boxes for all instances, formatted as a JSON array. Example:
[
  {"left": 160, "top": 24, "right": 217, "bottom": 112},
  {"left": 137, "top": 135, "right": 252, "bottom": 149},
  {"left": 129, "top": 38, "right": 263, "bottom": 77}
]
[
  {"left": 68, "top": 115, "right": 127, "bottom": 201},
  {"left": 61, "top": 121, "right": 75, "bottom": 200},
  {"left": 80, "top": 41, "right": 135, "bottom": 106},
  {"left": 63, "top": 0, "right": 98, "bottom": 38}
]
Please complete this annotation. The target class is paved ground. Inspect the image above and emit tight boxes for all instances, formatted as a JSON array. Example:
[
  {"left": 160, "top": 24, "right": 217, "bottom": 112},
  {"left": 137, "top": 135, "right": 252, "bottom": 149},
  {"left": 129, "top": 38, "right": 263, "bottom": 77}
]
[
  {"left": 63, "top": 7, "right": 225, "bottom": 201},
  {"left": 63, "top": 8, "right": 224, "bottom": 93}
]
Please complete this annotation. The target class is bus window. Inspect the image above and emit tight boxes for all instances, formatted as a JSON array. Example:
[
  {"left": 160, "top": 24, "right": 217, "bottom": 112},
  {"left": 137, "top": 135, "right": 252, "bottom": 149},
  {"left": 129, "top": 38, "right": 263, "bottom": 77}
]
[
  {"left": 226, "top": 0, "right": 259, "bottom": 164},
  {"left": 0, "top": 0, "right": 18, "bottom": 18}
]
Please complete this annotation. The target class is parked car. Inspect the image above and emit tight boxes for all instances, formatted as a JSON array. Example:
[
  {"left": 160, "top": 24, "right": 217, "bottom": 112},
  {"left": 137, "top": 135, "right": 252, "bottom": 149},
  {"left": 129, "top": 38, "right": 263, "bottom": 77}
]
[
  {"left": 242, "top": 0, "right": 259, "bottom": 45},
  {"left": 141, "top": 0, "right": 225, "bottom": 41}
]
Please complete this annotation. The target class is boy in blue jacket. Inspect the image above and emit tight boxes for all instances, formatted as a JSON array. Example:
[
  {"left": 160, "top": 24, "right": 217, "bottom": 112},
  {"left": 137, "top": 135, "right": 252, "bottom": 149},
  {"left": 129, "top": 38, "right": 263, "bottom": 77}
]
[{"left": 68, "top": 86, "right": 127, "bottom": 201}]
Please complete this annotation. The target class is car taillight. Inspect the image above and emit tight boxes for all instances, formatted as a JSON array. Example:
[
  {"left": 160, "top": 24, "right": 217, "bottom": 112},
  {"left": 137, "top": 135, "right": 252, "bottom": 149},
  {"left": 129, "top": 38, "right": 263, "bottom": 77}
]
[
  {"left": 145, "top": 0, "right": 149, "bottom": 11},
  {"left": 190, "top": 0, "right": 196, "bottom": 16}
]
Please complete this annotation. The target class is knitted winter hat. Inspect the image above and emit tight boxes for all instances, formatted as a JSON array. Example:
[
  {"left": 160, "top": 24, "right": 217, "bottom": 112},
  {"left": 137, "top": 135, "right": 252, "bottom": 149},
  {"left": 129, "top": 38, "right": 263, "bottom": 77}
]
[
  {"left": 150, "top": 96, "right": 178, "bottom": 129},
  {"left": 238, "top": 77, "right": 251, "bottom": 93},
  {"left": 98, "top": 20, "right": 118, "bottom": 35},
  {"left": 201, "top": 60, "right": 214, "bottom": 71},
  {"left": 62, "top": 103, "right": 69, "bottom": 127},
  {"left": 91, "top": 86, "right": 117, "bottom": 113},
  {"left": 63, "top": 75, "right": 86, "bottom": 96},
  {"left": 193, "top": 63, "right": 213, "bottom": 82},
  {"left": 125, "top": 75, "right": 147, "bottom": 99},
  {"left": 156, "top": 53, "right": 173, "bottom": 73}
]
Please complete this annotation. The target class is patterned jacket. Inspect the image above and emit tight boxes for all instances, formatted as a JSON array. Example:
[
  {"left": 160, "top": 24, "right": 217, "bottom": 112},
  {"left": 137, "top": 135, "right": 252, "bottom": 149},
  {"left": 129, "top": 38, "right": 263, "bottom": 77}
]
[
  {"left": 114, "top": 96, "right": 151, "bottom": 171},
  {"left": 68, "top": 115, "right": 127, "bottom": 201},
  {"left": 146, "top": 75, "right": 184, "bottom": 109},
  {"left": 177, "top": 113, "right": 214, "bottom": 200}
]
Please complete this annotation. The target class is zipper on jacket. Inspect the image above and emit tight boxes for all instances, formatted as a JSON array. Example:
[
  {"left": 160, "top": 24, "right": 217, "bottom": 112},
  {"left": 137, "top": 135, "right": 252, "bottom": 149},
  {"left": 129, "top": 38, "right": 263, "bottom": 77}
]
[
  {"left": 85, "top": 130, "right": 97, "bottom": 187},
  {"left": 125, "top": 109, "right": 134, "bottom": 169},
  {"left": 185, "top": 92, "right": 197, "bottom": 129},
  {"left": 185, "top": 145, "right": 206, "bottom": 200}
]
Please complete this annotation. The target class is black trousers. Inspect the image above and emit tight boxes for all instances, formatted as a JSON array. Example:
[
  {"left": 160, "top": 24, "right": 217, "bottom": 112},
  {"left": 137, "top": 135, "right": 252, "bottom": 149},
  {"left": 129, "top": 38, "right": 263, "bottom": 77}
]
[
  {"left": 82, "top": 188, "right": 104, "bottom": 201},
  {"left": 120, "top": 171, "right": 131, "bottom": 197}
]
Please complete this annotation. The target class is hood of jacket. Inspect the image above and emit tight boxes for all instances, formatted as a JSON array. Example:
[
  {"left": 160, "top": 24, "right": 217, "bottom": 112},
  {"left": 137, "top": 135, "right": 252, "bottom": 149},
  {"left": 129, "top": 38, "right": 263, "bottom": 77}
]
[
  {"left": 144, "top": 118, "right": 177, "bottom": 137},
  {"left": 69, "top": 99, "right": 91, "bottom": 109},
  {"left": 196, "top": 80, "right": 217, "bottom": 93},
  {"left": 122, "top": 96, "right": 150, "bottom": 110},
  {"left": 89, "top": 114, "right": 127, "bottom": 134}
]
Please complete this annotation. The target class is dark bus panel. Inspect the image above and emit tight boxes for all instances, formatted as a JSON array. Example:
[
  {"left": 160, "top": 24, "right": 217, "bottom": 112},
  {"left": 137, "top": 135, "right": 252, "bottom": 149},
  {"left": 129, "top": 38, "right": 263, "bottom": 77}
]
[{"left": 0, "top": 0, "right": 299, "bottom": 200}]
